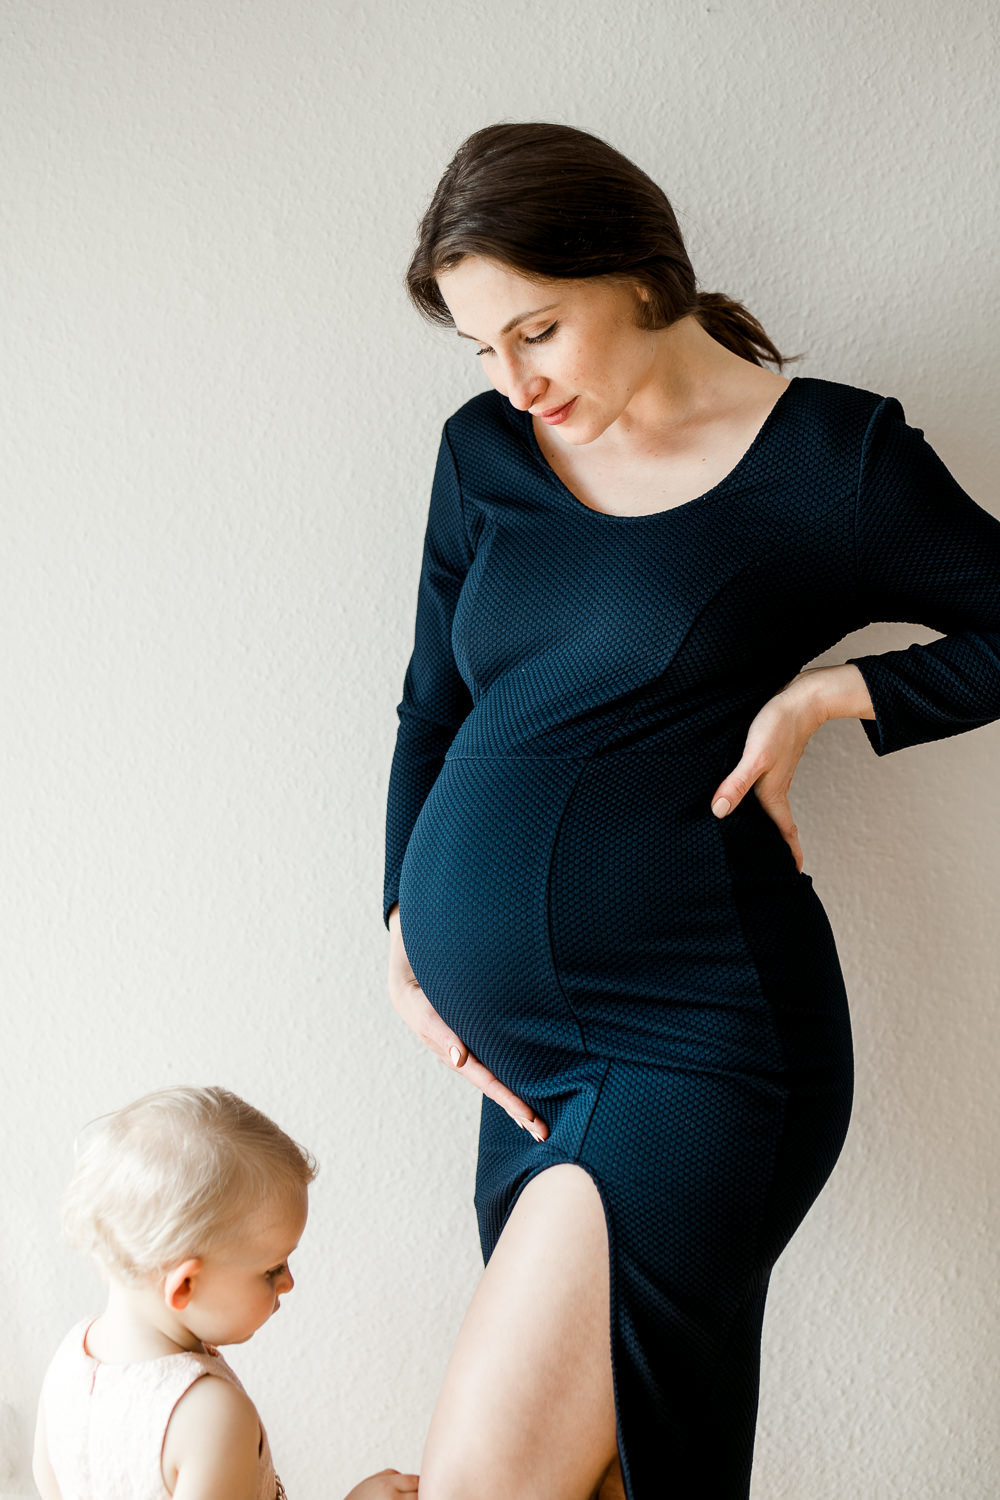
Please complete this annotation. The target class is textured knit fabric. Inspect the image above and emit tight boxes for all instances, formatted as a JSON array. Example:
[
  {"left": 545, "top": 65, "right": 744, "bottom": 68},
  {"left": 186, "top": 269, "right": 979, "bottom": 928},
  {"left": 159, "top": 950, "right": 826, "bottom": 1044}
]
[
  {"left": 38, "top": 1317, "right": 283, "bottom": 1499},
  {"left": 382, "top": 375, "right": 1000, "bottom": 1499}
]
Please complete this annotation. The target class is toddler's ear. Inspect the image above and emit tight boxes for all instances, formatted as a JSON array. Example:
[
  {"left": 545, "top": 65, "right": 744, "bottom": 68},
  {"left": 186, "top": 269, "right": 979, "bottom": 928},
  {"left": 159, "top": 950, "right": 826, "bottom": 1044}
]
[{"left": 163, "top": 1259, "right": 202, "bottom": 1311}]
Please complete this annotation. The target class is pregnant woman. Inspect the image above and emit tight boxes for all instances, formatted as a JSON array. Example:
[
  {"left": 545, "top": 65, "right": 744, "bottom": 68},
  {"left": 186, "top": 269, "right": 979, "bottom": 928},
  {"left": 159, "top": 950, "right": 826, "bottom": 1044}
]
[{"left": 383, "top": 123, "right": 1000, "bottom": 1500}]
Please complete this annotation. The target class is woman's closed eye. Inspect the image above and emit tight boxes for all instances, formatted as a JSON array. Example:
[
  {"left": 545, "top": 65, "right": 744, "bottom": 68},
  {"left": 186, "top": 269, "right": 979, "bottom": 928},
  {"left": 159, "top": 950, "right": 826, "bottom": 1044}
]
[
  {"left": 476, "top": 322, "right": 559, "bottom": 358},
  {"left": 265, "top": 1262, "right": 288, "bottom": 1280}
]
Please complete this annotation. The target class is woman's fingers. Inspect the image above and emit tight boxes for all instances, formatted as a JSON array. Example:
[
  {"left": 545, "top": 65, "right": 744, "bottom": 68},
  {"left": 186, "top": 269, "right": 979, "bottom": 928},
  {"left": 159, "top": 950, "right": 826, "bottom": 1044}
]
[
  {"left": 712, "top": 752, "right": 805, "bottom": 870},
  {"left": 388, "top": 961, "right": 548, "bottom": 1141},
  {"left": 710, "top": 706, "right": 808, "bottom": 868},
  {"left": 445, "top": 1037, "right": 468, "bottom": 1068},
  {"left": 409, "top": 991, "right": 467, "bottom": 1069},
  {"left": 451, "top": 1049, "right": 549, "bottom": 1143},
  {"left": 711, "top": 760, "right": 758, "bottom": 817},
  {"left": 431, "top": 1004, "right": 548, "bottom": 1139},
  {"left": 754, "top": 785, "right": 804, "bottom": 871},
  {"left": 424, "top": 1007, "right": 549, "bottom": 1141}
]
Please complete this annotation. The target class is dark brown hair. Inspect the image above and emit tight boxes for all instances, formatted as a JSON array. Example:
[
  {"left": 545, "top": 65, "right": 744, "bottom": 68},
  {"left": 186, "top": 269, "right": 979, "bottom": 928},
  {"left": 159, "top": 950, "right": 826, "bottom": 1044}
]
[{"left": 406, "top": 122, "right": 797, "bottom": 370}]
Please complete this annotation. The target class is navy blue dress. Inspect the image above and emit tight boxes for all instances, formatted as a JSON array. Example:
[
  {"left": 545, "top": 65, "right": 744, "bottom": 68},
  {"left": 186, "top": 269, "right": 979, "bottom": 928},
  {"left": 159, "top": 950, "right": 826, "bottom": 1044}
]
[{"left": 383, "top": 376, "right": 1000, "bottom": 1498}]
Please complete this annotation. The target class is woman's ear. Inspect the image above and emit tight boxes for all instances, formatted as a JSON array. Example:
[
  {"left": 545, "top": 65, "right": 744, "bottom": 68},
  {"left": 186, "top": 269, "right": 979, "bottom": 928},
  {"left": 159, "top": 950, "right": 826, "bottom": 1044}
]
[
  {"left": 162, "top": 1259, "right": 202, "bottom": 1311},
  {"left": 630, "top": 282, "right": 654, "bottom": 328}
]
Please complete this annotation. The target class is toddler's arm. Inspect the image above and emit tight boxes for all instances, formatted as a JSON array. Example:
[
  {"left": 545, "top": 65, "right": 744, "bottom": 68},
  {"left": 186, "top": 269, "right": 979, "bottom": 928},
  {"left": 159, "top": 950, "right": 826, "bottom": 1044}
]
[
  {"left": 165, "top": 1374, "right": 261, "bottom": 1499},
  {"left": 345, "top": 1471, "right": 419, "bottom": 1497}
]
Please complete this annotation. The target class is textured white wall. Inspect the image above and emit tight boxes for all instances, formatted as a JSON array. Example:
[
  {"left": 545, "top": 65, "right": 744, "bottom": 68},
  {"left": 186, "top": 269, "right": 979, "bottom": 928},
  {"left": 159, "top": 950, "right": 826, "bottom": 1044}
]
[{"left": 3, "top": 1, "right": 998, "bottom": 1495}]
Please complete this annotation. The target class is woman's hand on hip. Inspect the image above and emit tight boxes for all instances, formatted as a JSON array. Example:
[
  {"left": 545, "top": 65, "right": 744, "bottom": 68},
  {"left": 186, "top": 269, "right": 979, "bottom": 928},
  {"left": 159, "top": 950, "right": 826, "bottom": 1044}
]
[
  {"left": 386, "top": 906, "right": 549, "bottom": 1143},
  {"left": 708, "top": 667, "right": 840, "bottom": 872}
]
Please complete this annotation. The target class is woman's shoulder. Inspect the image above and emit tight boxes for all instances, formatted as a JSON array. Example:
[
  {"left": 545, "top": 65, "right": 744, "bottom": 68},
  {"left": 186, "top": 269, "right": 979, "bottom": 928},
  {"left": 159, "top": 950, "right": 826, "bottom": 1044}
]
[
  {"left": 432, "top": 389, "right": 539, "bottom": 505},
  {"left": 787, "top": 373, "right": 893, "bottom": 426},
  {"left": 778, "top": 375, "right": 910, "bottom": 470},
  {"left": 441, "top": 387, "right": 528, "bottom": 453}
]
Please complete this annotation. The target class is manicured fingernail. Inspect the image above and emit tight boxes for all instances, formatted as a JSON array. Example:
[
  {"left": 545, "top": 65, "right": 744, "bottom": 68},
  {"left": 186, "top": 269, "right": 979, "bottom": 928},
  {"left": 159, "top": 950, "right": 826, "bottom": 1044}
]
[
  {"left": 712, "top": 797, "right": 731, "bottom": 817},
  {"left": 449, "top": 1046, "right": 461, "bottom": 1065}
]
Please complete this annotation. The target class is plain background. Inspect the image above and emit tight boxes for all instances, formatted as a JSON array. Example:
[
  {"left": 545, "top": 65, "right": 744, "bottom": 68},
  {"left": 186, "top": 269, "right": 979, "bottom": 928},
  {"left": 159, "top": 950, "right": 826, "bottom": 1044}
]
[{"left": 3, "top": 2, "right": 998, "bottom": 1495}]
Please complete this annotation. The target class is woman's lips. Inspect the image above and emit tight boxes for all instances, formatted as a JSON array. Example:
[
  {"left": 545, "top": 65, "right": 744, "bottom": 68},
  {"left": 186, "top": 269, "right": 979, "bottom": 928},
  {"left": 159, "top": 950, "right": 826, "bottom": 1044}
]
[{"left": 535, "top": 396, "right": 578, "bottom": 425}]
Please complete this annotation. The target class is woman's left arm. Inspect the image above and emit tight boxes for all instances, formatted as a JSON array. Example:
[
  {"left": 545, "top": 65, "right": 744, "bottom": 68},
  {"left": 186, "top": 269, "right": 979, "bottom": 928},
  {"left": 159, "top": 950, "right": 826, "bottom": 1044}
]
[
  {"left": 712, "top": 394, "right": 1000, "bottom": 867},
  {"left": 708, "top": 662, "right": 874, "bottom": 872}
]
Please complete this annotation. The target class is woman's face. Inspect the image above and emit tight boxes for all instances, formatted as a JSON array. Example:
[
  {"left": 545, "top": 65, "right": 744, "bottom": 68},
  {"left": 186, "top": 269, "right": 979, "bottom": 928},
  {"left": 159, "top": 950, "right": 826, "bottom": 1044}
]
[{"left": 434, "top": 256, "right": 660, "bottom": 446}]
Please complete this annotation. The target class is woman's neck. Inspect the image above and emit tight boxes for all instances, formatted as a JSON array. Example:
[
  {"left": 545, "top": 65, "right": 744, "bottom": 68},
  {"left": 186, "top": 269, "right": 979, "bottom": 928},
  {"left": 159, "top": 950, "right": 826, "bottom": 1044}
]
[{"left": 596, "top": 315, "right": 787, "bottom": 460}]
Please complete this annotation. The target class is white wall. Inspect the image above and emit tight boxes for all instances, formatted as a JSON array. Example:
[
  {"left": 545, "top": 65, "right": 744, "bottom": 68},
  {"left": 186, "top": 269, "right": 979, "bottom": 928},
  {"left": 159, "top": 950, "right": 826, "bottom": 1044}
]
[{"left": 3, "top": 2, "right": 998, "bottom": 1495}]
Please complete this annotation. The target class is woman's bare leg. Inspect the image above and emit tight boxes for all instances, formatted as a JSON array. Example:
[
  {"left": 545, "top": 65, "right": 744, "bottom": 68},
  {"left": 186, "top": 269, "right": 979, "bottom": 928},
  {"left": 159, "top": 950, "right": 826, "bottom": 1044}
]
[
  {"left": 595, "top": 1457, "right": 627, "bottom": 1500},
  {"left": 418, "top": 1162, "right": 624, "bottom": 1500}
]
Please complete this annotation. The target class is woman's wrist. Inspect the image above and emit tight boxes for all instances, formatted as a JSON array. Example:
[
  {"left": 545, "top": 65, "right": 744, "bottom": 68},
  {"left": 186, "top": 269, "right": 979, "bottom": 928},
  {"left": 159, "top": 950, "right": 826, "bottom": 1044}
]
[{"left": 783, "top": 663, "right": 875, "bottom": 726}]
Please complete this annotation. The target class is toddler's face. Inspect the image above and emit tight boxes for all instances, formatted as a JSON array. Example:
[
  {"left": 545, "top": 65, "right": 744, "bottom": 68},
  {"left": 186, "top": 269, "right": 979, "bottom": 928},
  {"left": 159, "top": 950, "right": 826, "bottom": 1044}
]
[{"left": 178, "top": 1186, "right": 308, "bottom": 1347}]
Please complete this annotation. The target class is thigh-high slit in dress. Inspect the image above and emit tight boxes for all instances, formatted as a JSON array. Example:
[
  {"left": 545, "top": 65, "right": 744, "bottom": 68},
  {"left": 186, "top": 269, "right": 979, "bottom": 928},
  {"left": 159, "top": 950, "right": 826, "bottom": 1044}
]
[{"left": 382, "top": 376, "right": 1000, "bottom": 1499}]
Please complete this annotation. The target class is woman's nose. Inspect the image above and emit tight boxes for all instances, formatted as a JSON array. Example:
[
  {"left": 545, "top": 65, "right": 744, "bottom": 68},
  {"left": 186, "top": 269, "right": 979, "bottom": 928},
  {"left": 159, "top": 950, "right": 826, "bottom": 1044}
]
[{"left": 501, "top": 356, "right": 545, "bottom": 412}]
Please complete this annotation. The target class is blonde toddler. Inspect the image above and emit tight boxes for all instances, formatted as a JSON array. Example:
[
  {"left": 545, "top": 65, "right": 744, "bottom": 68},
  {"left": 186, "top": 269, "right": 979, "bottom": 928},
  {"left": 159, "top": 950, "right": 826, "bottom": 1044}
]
[{"left": 33, "top": 1086, "right": 419, "bottom": 1499}]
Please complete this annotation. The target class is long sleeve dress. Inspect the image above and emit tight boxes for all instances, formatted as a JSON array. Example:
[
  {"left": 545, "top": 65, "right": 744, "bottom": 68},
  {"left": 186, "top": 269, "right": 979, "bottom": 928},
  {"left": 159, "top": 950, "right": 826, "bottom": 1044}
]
[{"left": 382, "top": 375, "right": 1000, "bottom": 1500}]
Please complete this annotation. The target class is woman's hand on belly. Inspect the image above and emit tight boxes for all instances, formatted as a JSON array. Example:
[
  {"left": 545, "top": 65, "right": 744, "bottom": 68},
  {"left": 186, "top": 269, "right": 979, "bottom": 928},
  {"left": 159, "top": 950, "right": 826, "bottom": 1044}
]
[{"left": 386, "top": 905, "right": 549, "bottom": 1143}]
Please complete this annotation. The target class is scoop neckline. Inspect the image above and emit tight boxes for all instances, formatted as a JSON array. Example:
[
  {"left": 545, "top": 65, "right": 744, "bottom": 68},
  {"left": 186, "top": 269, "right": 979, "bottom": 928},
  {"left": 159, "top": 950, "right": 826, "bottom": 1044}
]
[{"left": 519, "top": 375, "right": 801, "bottom": 522}]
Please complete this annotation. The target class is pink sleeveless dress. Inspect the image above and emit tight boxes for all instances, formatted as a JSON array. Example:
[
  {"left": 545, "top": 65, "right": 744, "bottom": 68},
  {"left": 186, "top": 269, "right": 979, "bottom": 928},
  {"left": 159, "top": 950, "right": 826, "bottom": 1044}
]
[{"left": 38, "top": 1317, "right": 285, "bottom": 1499}]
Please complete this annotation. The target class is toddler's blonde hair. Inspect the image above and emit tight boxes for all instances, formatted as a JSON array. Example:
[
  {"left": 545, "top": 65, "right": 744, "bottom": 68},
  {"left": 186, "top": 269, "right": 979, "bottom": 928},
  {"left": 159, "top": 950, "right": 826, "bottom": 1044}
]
[{"left": 62, "top": 1085, "right": 318, "bottom": 1282}]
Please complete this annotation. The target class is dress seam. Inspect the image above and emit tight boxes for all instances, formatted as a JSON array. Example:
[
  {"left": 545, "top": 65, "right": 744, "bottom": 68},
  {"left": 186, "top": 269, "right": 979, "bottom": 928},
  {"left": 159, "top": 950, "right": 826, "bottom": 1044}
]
[
  {"left": 596, "top": 489, "right": 852, "bottom": 754},
  {"left": 445, "top": 752, "right": 589, "bottom": 761},
  {"left": 853, "top": 393, "right": 892, "bottom": 610},
  {"left": 543, "top": 761, "right": 595, "bottom": 1057},
  {"left": 714, "top": 817, "right": 790, "bottom": 1079},
  {"left": 575, "top": 1058, "right": 613, "bottom": 1161},
  {"left": 442, "top": 419, "right": 475, "bottom": 563},
  {"left": 700, "top": 1259, "right": 774, "bottom": 1430}
]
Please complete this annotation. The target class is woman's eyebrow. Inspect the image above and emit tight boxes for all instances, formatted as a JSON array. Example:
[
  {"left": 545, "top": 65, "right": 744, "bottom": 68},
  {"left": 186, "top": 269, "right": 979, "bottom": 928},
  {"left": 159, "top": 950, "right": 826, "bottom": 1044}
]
[{"left": 456, "top": 302, "right": 560, "bottom": 341}]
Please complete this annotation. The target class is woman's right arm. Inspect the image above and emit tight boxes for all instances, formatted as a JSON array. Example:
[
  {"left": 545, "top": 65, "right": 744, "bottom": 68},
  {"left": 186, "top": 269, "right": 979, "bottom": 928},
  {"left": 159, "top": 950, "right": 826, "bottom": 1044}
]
[
  {"left": 384, "top": 423, "right": 547, "bottom": 1140},
  {"left": 383, "top": 424, "right": 474, "bottom": 930}
]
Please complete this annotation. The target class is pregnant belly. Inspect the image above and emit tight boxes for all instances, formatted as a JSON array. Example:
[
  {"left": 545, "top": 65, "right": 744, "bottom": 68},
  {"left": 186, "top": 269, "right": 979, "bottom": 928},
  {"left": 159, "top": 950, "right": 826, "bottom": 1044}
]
[
  {"left": 397, "top": 750, "right": 850, "bottom": 1095},
  {"left": 397, "top": 755, "right": 588, "bottom": 1096}
]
